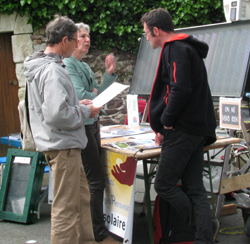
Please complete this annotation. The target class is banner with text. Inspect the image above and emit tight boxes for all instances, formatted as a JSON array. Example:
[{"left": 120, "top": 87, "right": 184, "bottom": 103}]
[{"left": 102, "top": 150, "right": 137, "bottom": 240}]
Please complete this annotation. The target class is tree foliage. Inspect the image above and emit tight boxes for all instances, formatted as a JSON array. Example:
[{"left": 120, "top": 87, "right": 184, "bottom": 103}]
[{"left": 0, "top": 0, "right": 225, "bottom": 52}]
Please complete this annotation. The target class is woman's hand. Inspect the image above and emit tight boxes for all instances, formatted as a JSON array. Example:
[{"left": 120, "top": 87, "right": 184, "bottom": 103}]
[
  {"left": 92, "top": 87, "right": 98, "bottom": 95},
  {"left": 105, "top": 54, "right": 116, "bottom": 75}
]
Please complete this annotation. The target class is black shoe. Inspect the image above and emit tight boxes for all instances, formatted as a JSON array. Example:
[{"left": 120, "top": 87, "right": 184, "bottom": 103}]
[{"left": 212, "top": 218, "right": 220, "bottom": 242}]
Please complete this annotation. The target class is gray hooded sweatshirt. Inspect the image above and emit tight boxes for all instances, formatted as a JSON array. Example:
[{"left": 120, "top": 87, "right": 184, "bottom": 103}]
[{"left": 23, "top": 51, "right": 91, "bottom": 152}]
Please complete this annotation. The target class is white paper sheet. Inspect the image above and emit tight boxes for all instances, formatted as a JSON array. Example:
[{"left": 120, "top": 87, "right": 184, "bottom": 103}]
[{"left": 92, "top": 82, "right": 129, "bottom": 107}]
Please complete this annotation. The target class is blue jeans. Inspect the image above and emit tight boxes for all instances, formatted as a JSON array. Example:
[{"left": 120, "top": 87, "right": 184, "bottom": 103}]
[
  {"left": 154, "top": 128, "right": 214, "bottom": 244},
  {"left": 81, "top": 120, "right": 109, "bottom": 241}
]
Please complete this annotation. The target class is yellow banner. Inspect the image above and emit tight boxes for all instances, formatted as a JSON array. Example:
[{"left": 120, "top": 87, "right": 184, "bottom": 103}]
[{"left": 102, "top": 150, "right": 137, "bottom": 238}]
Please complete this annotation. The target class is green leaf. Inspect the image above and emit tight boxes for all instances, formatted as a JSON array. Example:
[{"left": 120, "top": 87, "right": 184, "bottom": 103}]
[
  {"left": 58, "top": 2, "right": 64, "bottom": 9},
  {"left": 97, "top": 0, "right": 102, "bottom": 6},
  {"left": 3, "top": 3, "right": 13, "bottom": 11},
  {"left": 122, "top": 9, "right": 127, "bottom": 15},
  {"left": 68, "top": 0, "right": 76, "bottom": 9},
  {"left": 80, "top": 6, "right": 87, "bottom": 11},
  {"left": 31, "top": 1, "right": 39, "bottom": 9},
  {"left": 126, "top": 26, "right": 133, "bottom": 33},
  {"left": 69, "top": 8, "right": 76, "bottom": 14},
  {"left": 100, "top": 13, "right": 106, "bottom": 19},
  {"left": 20, "top": 0, "right": 26, "bottom": 6}
]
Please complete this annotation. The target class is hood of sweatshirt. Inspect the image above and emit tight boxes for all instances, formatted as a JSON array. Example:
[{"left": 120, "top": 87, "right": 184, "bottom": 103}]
[
  {"left": 23, "top": 50, "right": 64, "bottom": 83},
  {"left": 165, "top": 33, "right": 209, "bottom": 59}
]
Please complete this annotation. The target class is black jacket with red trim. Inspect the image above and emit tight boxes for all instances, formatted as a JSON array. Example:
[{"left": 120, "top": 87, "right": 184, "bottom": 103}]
[{"left": 148, "top": 34, "right": 216, "bottom": 146}]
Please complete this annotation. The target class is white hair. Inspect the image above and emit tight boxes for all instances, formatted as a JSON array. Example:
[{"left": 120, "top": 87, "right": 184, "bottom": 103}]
[{"left": 75, "top": 22, "right": 90, "bottom": 33}]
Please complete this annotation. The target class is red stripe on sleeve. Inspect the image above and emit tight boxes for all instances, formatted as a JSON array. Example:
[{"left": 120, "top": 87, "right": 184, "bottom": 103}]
[{"left": 173, "top": 62, "right": 176, "bottom": 83}]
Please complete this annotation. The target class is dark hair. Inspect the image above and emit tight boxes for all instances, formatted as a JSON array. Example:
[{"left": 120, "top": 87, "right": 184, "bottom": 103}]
[
  {"left": 141, "top": 8, "right": 174, "bottom": 36},
  {"left": 46, "top": 15, "right": 78, "bottom": 46}
]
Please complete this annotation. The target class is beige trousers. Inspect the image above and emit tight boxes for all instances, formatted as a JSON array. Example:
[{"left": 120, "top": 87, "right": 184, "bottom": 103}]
[{"left": 43, "top": 149, "right": 96, "bottom": 244}]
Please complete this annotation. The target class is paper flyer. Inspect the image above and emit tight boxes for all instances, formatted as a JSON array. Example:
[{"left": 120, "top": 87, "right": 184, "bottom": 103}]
[{"left": 92, "top": 82, "right": 129, "bottom": 107}]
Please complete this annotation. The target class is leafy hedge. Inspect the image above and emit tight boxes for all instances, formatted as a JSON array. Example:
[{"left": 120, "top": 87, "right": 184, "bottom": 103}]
[{"left": 0, "top": 0, "right": 225, "bottom": 52}]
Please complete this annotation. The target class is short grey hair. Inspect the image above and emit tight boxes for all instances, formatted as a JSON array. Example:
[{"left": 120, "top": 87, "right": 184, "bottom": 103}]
[
  {"left": 46, "top": 15, "right": 78, "bottom": 46},
  {"left": 75, "top": 23, "right": 90, "bottom": 33}
]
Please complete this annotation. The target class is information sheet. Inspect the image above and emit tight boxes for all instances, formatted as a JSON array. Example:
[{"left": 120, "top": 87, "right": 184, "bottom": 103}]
[{"left": 92, "top": 82, "right": 129, "bottom": 107}]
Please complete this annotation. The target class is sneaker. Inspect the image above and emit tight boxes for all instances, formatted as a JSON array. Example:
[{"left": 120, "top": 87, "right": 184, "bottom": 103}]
[
  {"left": 98, "top": 235, "right": 122, "bottom": 244},
  {"left": 212, "top": 218, "right": 220, "bottom": 242}
]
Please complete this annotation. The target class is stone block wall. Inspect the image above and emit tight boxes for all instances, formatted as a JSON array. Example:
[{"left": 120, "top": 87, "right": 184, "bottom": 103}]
[
  {"left": 0, "top": 13, "right": 33, "bottom": 100},
  {"left": 80, "top": 47, "right": 137, "bottom": 125}
]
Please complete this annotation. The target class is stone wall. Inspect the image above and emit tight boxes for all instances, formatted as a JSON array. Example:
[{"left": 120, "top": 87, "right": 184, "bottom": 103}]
[
  {"left": 86, "top": 48, "right": 136, "bottom": 125},
  {"left": 0, "top": 13, "right": 33, "bottom": 99}
]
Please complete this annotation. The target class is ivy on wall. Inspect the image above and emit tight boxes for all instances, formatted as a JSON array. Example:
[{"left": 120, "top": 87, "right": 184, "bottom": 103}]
[{"left": 0, "top": 0, "right": 225, "bottom": 52}]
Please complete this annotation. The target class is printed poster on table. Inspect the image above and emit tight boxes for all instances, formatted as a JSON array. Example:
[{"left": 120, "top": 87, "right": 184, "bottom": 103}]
[
  {"left": 102, "top": 150, "right": 137, "bottom": 241},
  {"left": 126, "top": 94, "right": 139, "bottom": 125}
]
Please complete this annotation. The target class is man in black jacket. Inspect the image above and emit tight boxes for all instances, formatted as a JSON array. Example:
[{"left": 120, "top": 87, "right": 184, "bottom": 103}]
[{"left": 141, "top": 8, "right": 218, "bottom": 244}]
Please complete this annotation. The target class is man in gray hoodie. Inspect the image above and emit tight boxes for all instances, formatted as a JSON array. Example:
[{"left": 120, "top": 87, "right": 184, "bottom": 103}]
[{"left": 23, "top": 15, "right": 101, "bottom": 244}]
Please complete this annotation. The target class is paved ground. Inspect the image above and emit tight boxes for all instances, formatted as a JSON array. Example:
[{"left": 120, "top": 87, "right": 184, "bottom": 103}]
[{"left": 0, "top": 199, "right": 249, "bottom": 244}]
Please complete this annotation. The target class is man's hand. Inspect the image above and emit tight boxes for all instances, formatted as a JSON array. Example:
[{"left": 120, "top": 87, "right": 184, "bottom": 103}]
[
  {"left": 155, "top": 132, "right": 164, "bottom": 146},
  {"left": 105, "top": 54, "right": 116, "bottom": 76},
  {"left": 79, "top": 99, "right": 92, "bottom": 105},
  {"left": 164, "top": 126, "right": 173, "bottom": 129},
  {"left": 87, "top": 104, "right": 102, "bottom": 118}
]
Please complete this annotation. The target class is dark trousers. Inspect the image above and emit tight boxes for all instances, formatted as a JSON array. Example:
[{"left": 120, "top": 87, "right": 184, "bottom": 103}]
[
  {"left": 81, "top": 120, "right": 108, "bottom": 241},
  {"left": 154, "top": 129, "right": 214, "bottom": 244}
]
